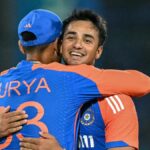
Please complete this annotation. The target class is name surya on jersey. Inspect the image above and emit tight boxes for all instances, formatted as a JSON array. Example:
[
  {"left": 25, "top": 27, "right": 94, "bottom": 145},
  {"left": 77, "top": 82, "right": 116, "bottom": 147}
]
[{"left": 0, "top": 77, "right": 51, "bottom": 98}]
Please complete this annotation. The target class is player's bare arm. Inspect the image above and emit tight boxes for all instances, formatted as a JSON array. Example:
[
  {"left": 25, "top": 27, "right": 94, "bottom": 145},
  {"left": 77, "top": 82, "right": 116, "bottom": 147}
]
[
  {"left": 0, "top": 106, "right": 28, "bottom": 138},
  {"left": 20, "top": 132, "right": 63, "bottom": 150}
]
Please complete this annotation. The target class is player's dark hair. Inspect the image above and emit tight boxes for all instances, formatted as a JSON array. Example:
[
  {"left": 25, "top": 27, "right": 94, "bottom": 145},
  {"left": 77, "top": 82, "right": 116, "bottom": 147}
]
[
  {"left": 21, "top": 31, "right": 49, "bottom": 51},
  {"left": 61, "top": 9, "right": 107, "bottom": 46}
]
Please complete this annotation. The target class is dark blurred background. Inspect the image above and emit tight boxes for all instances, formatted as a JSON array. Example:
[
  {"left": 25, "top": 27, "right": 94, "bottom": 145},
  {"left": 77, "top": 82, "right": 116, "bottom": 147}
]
[{"left": 0, "top": 0, "right": 149, "bottom": 149}]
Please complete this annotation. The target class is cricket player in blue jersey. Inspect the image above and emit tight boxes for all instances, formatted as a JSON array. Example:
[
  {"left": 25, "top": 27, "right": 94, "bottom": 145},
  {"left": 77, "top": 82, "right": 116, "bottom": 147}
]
[
  {"left": 16, "top": 10, "right": 150, "bottom": 150},
  {"left": 18, "top": 9, "right": 146, "bottom": 150},
  {"left": 0, "top": 9, "right": 150, "bottom": 150},
  {"left": 60, "top": 10, "right": 139, "bottom": 150}
]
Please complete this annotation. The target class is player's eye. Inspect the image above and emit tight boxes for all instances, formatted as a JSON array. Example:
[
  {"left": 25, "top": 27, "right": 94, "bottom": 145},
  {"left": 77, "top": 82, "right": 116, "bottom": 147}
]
[
  {"left": 66, "top": 35, "right": 75, "bottom": 39},
  {"left": 64, "top": 35, "right": 76, "bottom": 41},
  {"left": 84, "top": 38, "right": 93, "bottom": 44}
]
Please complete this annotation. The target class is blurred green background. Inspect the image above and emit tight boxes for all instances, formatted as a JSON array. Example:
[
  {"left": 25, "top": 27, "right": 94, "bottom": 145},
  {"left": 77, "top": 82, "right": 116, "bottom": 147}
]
[{"left": 0, "top": 0, "right": 150, "bottom": 149}]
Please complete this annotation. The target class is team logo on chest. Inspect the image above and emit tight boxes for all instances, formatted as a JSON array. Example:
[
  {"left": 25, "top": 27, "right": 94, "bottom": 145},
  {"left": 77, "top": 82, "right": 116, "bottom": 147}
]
[{"left": 80, "top": 108, "right": 95, "bottom": 126}]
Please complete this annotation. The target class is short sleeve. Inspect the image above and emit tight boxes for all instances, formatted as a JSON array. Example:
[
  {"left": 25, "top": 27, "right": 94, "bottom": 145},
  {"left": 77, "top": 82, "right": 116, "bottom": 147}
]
[{"left": 99, "top": 94, "right": 138, "bottom": 149}]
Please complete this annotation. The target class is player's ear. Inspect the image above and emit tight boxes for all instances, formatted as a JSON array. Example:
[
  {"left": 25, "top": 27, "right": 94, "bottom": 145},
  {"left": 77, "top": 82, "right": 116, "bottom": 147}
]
[
  {"left": 53, "top": 38, "right": 58, "bottom": 50},
  {"left": 60, "top": 44, "right": 63, "bottom": 55},
  {"left": 53, "top": 38, "right": 60, "bottom": 55},
  {"left": 18, "top": 40, "right": 25, "bottom": 54},
  {"left": 95, "top": 46, "right": 103, "bottom": 60}
]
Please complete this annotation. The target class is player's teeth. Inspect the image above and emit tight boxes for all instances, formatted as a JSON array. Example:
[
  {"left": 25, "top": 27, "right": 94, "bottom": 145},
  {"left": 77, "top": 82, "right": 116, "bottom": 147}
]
[{"left": 71, "top": 52, "right": 82, "bottom": 56}]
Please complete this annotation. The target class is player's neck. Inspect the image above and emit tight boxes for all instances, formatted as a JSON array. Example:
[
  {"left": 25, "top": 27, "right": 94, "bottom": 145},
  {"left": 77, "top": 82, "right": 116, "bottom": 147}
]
[
  {"left": 30, "top": 60, "right": 41, "bottom": 64},
  {"left": 26, "top": 58, "right": 41, "bottom": 64}
]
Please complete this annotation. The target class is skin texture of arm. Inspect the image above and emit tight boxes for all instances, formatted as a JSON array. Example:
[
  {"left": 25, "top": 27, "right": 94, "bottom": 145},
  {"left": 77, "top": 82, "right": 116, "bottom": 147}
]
[
  {"left": 20, "top": 132, "right": 63, "bottom": 150},
  {"left": 0, "top": 106, "right": 28, "bottom": 138}
]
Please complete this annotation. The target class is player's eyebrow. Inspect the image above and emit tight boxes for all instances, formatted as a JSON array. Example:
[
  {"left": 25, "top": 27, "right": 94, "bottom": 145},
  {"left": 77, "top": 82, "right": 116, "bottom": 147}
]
[
  {"left": 64, "top": 31, "right": 95, "bottom": 40},
  {"left": 64, "top": 31, "right": 76, "bottom": 36},
  {"left": 84, "top": 34, "right": 94, "bottom": 40}
]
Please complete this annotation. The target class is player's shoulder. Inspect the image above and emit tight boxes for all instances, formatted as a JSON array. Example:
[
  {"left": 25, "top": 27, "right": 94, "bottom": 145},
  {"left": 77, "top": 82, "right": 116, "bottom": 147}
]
[
  {"left": 32, "top": 62, "right": 102, "bottom": 79},
  {"left": 98, "top": 94, "right": 135, "bottom": 115},
  {"left": 32, "top": 62, "right": 99, "bottom": 72},
  {"left": 0, "top": 69, "right": 8, "bottom": 76},
  {"left": 0, "top": 68, "right": 15, "bottom": 76}
]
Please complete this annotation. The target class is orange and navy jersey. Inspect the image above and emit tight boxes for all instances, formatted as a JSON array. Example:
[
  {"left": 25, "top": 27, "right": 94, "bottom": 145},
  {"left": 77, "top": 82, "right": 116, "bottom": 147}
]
[
  {"left": 78, "top": 94, "right": 138, "bottom": 150},
  {"left": 0, "top": 60, "right": 149, "bottom": 150}
]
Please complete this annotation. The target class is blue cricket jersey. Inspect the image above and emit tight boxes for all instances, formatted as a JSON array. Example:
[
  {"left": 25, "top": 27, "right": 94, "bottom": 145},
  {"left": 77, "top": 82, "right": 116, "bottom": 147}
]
[
  {"left": 78, "top": 95, "right": 139, "bottom": 150},
  {"left": 0, "top": 60, "right": 149, "bottom": 150}
]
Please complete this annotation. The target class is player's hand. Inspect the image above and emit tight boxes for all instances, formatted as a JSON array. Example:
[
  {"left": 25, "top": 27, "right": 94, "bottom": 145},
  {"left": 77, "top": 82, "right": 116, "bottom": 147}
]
[
  {"left": 0, "top": 106, "right": 28, "bottom": 138},
  {"left": 20, "top": 132, "right": 63, "bottom": 150}
]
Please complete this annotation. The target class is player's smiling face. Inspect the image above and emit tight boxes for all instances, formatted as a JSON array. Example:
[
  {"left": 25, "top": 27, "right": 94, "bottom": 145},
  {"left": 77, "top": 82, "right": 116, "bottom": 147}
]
[{"left": 61, "top": 20, "right": 103, "bottom": 65}]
